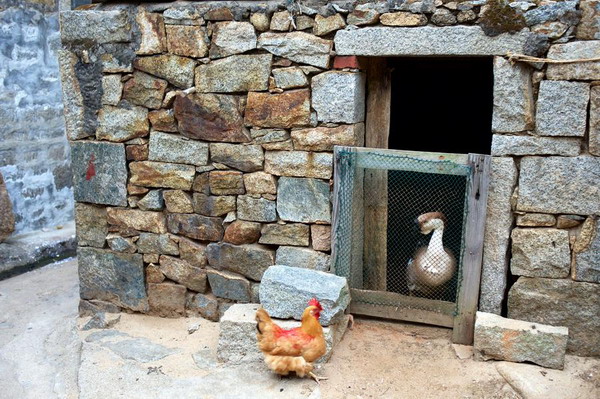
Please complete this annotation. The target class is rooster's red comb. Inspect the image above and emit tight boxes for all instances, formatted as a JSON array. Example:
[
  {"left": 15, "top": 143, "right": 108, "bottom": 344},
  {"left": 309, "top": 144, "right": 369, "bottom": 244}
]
[{"left": 308, "top": 298, "right": 323, "bottom": 310}]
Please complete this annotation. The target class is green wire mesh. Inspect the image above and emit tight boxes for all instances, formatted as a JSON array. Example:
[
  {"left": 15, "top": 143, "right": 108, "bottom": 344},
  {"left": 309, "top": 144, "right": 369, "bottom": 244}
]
[{"left": 333, "top": 149, "right": 472, "bottom": 311}]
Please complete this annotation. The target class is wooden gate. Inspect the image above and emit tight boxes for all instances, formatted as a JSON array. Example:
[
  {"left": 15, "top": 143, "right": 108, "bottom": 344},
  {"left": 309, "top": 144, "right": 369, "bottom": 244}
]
[{"left": 331, "top": 146, "right": 490, "bottom": 344}]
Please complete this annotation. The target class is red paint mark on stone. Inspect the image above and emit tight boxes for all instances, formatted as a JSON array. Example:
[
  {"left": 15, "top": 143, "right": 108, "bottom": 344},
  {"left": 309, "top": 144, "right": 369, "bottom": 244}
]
[
  {"left": 85, "top": 154, "right": 96, "bottom": 181},
  {"left": 333, "top": 56, "right": 363, "bottom": 70}
]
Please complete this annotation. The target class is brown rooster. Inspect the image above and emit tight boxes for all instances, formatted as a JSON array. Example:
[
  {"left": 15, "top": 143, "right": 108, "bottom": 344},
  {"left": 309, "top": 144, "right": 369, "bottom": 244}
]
[{"left": 256, "top": 298, "right": 328, "bottom": 383}]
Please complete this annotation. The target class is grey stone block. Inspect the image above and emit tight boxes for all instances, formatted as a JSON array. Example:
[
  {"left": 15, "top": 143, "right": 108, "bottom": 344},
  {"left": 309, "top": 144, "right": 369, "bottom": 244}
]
[
  {"left": 535, "top": 80, "right": 589, "bottom": 137},
  {"left": 217, "top": 304, "right": 349, "bottom": 364},
  {"left": 237, "top": 196, "right": 277, "bottom": 223},
  {"left": 508, "top": 277, "right": 600, "bottom": 357},
  {"left": 312, "top": 71, "right": 366, "bottom": 123},
  {"left": 259, "top": 265, "right": 350, "bottom": 326},
  {"left": 71, "top": 142, "right": 127, "bottom": 207},
  {"left": 474, "top": 312, "right": 568, "bottom": 370},
  {"left": 480, "top": 157, "right": 517, "bottom": 315},
  {"left": 517, "top": 156, "right": 600, "bottom": 215},
  {"left": 207, "top": 269, "right": 251, "bottom": 302},
  {"left": 547, "top": 41, "right": 600, "bottom": 81},
  {"left": 77, "top": 247, "right": 148, "bottom": 312},
  {"left": 187, "top": 293, "right": 220, "bottom": 321},
  {"left": 276, "top": 246, "right": 330, "bottom": 272},
  {"left": 96, "top": 106, "right": 149, "bottom": 142},
  {"left": 206, "top": 242, "right": 275, "bottom": 282},
  {"left": 258, "top": 224, "right": 310, "bottom": 246},
  {"left": 491, "top": 135, "right": 580, "bottom": 156},
  {"left": 492, "top": 57, "right": 534, "bottom": 133},
  {"left": 277, "top": 177, "right": 331, "bottom": 224},
  {"left": 60, "top": 10, "right": 131, "bottom": 44},
  {"left": 196, "top": 54, "right": 271, "bottom": 93},
  {"left": 334, "top": 26, "right": 533, "bottom": 56},
  {"left": 510, "top": 228, "right": 571, "bottom": 278},
  {"left": 257, "top": 31, "right": 332, "bottom": 68},
  {"left": 149, "top": 132, "right": 208, "bottom": 166},
  {"left": 590, "top": 86, "right": 600, "bottom": 156}
]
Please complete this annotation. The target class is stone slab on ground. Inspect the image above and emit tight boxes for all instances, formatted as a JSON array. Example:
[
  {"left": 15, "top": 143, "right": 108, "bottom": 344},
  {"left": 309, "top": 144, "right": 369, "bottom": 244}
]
[
  {"left": 0, "top": 259, "right": 80, "bottom": 399},
  {"left": 0, "top": 222, "right": 76, "bottom": 279},
  {"left": 474, "top": 312, "right": 568, "bottom": 370},
  {"left": 508, "top": 277, "right": 600, "bottom": 357},
  {"left": 496, "top": 360, "right": 600, "bottom": 399},
  {"left": 259, "top": 265, "right": 350, "bottom": 326},
  {"left": 217, "top": 304, "right": 349, "bottom": 365}
]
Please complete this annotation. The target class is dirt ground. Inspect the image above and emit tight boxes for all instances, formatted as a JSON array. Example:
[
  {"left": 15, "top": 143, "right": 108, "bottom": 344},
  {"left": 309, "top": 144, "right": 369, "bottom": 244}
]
[{"left": 1, "top": 259, "right": 599, "bottom": 399}]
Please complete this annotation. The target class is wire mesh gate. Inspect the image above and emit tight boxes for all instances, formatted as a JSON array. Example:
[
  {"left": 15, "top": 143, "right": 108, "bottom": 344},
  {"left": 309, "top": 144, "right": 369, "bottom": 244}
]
[{"left": 331, "top": 146, "right": 491, "bottom": 344}]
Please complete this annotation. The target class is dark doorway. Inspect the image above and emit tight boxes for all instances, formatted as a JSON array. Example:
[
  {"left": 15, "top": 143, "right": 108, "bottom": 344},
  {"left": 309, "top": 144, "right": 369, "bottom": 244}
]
[{"left": 388, "top": 57, "right": 493, "bottom": 155}]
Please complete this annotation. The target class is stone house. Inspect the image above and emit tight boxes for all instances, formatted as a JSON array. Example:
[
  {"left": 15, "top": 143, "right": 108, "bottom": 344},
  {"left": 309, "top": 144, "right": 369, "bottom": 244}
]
[{"left": 59, "top": 0, "right": 599, "bottom": 357}]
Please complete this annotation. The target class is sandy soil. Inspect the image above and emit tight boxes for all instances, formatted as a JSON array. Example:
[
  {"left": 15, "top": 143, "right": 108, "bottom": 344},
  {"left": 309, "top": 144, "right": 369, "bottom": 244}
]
[{"left": 320, "top": 318, "right": 519, "bottom": 399}]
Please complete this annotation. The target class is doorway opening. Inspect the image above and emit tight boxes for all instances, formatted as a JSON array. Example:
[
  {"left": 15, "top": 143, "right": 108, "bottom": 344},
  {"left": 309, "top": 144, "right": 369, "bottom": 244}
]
[{"left": 388, "top": 56, "right": 494, "bottom": 155}]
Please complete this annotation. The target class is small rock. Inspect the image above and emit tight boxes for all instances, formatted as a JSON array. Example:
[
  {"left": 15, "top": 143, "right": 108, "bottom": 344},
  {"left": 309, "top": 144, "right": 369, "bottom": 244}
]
[
  {"left": 101, "top": 74, "right": 123, "bottom": 106},
  {"left": 295, "top": 15, "right": 315, "bottom": 30},
  {"left": 82, "top": 312, "right": 121, "bottom": 331},
  {"left": 137, "top": 190, "right": 164, "bottom": 211},
  {"left": 146, "top": 264, "right": 165, "bottom": 283},
  {"left": 106, "top": 208, "right": 167, "bottom": 234},
  {"left": 104, "top": 337, "right": 179, "bottom": 362},
  {"left": 210, "top": 21, "right": 257, "bottom": 59},
  {"left": 270, "top": 10, "right": 291, "bottom": 31},
  {"left": 148, "top": 109, "right": 178, "bottom": 132},
  {"left": 452, "top": 344, "right": 474, "bottom": 360},
  {"left": 347, "top": 8, "right": 380, "bottom": 26},
  {"left": 136, "top": 10, "right": 167, "bottom": 55},
  {"left": 204, "top": 7, "right": 234, "bottom": 21},
  {"left": 187, "top": 293, "right": 220, "bottom": 321},
  {"left": 313, "top": 14, "right": 346, "bottom": 36},
  {"left": 187, "top": 322, "right": 201, "bottom": 334},
  {"left": 196, "top": 54, "right": 272, "bottom": 93},
  {"left": 106, "top": 234, "right": 136, "bottom": 253},
  {"left": 431, "top": 8, "right": 457, "bottom": 26},
  {"left": 291, "top": 123, "right": 364, "bottom": 151},
  {"left": 272, "top": 67, "right": 308, "bottom": 89},
  {"left": 250, "top": 13, "right": 270, "bottom": 32},
  {"left": 258, "top": 31, "right": 332, "bottom": 68},
  {"left": 556, "top": 215, "right": 585, "bottom": 229},
  {"left": 380, "top": 12, "right": 428, "bottom": 26}
]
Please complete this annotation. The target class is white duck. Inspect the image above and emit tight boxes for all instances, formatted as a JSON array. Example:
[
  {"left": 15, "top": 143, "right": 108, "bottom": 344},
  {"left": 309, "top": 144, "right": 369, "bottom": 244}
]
[{"left": 407, "top": 212, "right": 456, "bottom": 297}]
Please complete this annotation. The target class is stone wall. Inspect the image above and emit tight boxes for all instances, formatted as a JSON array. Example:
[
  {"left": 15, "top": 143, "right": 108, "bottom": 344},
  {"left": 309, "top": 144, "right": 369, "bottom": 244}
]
[
  {"left": 60, "top": 0, "right": 599, "bottom": 357},
  {"left": 0, "top": 0, "right": 74, "bottom": 235}
]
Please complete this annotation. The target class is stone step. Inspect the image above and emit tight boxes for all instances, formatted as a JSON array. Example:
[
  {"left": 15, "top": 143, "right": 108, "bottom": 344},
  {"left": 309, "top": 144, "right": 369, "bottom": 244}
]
[{"left": 217, "top": 303, "right": 350, "bottom": 365}]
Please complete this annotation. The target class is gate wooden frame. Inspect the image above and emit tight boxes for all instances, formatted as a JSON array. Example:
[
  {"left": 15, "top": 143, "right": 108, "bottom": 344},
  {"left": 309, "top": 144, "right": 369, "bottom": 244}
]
[{"left": 331, "top": 146, "right": 490, "bottom": 345}]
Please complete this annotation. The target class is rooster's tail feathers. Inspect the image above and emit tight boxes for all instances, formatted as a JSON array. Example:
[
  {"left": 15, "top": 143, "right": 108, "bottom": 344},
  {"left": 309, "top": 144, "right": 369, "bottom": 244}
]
[{"left": 256, "top": 307, "right": 272, "bottom": 334}]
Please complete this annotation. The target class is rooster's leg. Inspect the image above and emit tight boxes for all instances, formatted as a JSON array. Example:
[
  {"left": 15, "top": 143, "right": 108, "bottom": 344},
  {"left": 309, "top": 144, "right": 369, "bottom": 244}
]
[{"left": 308, "top": 372, "right": 328, "bottom": 384}]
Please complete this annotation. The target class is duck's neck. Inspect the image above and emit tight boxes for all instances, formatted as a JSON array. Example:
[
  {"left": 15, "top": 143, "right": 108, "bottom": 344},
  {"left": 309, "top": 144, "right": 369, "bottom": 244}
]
[{"left": 427, "top": 227, "right": 444, "bottom": 253}]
